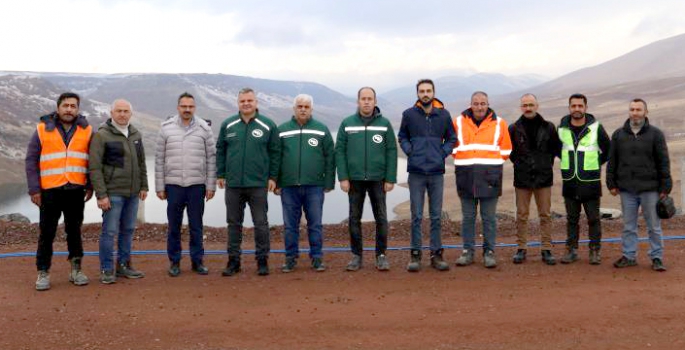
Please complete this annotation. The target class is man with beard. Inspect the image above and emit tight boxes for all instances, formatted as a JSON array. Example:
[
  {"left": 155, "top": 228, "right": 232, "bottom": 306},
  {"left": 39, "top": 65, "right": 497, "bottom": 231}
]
[
  {"left": 508, "top": 94, "right": 561, "bottom": 265},
  {"left": 558, "top": 93, "right": 610, "bottom": 265},
  {"left": 606, "top": 98, "right": 671, "bottom": 271},
  {"left": 398, "top": 79, "right": 456, "bottom": 272},
  {"left": 452, "top": 91, "right": 512, "bottom": 268},
  {"left": 25, "top": 92, "right": 93, "bottom": 291},
  {"left": 336, "top": 87, "right": 397, "bottom": 272},
  {"left": 155, "top": 92, "right": 217, "bottom": 276}
]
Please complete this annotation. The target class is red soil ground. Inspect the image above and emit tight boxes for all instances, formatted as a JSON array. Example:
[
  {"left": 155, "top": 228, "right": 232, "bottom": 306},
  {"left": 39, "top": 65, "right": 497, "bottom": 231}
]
[{"left": 1, "top": 217, "right": 685, "bottom": 350}]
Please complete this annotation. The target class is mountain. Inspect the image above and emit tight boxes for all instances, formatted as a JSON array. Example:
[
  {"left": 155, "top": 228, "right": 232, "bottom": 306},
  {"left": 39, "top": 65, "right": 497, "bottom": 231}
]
[
  {"left": 0, "top": 72, "right": 358, "bottom": 198},
  {"left": 526, "top": 33, "right": 685, "bottom": 96},
  {"left": 2, "top": 32, "right": 685, "bottom": 199},
  {"left": 41, "top": 73, "right": 356, "bottom": 128},
  {"left": 487, "top": 33, "right": 685, "bottom": 140},
  {"left": 379, "top": 73, "right": 549, "bottom": 119}
]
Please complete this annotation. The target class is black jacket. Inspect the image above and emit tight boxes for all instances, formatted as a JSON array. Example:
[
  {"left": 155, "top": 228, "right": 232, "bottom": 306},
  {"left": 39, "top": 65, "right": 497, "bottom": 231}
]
[
  {"left": 606, "top": 118, "right": 671, "bottom": 194},
  {"left": 508, "top": 114, "right": 561, "bottom": 189}
]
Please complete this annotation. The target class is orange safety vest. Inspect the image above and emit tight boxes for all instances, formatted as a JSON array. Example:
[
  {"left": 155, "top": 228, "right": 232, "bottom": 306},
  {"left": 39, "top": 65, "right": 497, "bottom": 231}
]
[
  {"left": 451, "top": 113, "right": 512, "bottom": 165},
  {"left": 37, "top": 122, "right": 92, "bottom": 189}
]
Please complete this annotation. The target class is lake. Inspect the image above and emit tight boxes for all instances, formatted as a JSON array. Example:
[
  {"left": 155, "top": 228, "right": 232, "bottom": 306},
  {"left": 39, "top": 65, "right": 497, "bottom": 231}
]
[{"left": 1, "top": 158, "right": 409, "bottom": 227}]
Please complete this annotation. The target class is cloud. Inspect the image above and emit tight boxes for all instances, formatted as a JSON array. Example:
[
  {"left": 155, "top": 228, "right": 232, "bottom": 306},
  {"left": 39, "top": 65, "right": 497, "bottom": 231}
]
[{"left": 3, "top": 0, "right": 685, "bottom": 95}]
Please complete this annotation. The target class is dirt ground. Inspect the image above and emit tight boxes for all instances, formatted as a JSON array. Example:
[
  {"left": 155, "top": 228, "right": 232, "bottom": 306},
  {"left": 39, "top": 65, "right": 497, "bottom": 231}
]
[{"left": 1, "top": 216, "right": 685, "bottom": 350}]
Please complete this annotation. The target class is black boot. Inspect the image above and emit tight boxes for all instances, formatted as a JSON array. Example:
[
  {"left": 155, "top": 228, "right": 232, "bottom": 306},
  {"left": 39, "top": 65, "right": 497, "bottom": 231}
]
[
  {"left": 222, "top": 256, "right": 241, "bottom": 276},
  {"left": 560, "top": 248, "right": 578, "bottom": 264},
  {"left": 512, "top": 249, "right": 527, "bottom": 264},
  {"left": 430, "top": 249, "right": 449, "bottom": 271},
  {"left": 406, "top": 249, "right": 421, "bottom": 272},
  {"left": 257, "top": 256, "right": 269, "bottom": 276},
  {"left": 589, "top": 248, "right": 601, "bottom": 265},
  {"left": 541, "top": 250, "right": 556, "bottom": 265}
]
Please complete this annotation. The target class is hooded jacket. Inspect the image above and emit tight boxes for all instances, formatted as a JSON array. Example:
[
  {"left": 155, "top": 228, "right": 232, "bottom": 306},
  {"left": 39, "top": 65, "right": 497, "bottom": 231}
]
[
  {"left": 398, "top": 98, "right": 457, "bottom": 175},
  {"left": 557, "top": 113, "right": 610, "bottom": 200},
  {"left": 89, "top": 119, "right": 148, "bottom": 199},
  {"left": 25, "top": 113, "right": 93, "bottom": 195}
]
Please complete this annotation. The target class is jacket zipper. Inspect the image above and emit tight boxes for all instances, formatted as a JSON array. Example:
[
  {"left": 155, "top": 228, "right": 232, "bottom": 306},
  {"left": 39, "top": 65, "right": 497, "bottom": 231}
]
[
  {"left": 298, "top": 123, "right": 303, "bottom": 185},
  {"left": 241, "top": 119, "right": 248, "bottom": 187},
  {"left": 572, "top": 124, "right": 589, "bottom": 179},
  {"left": 426, "top": 113, "right": 431, "bottom": 176},
  {"left": 364, "top": 124, "right": 368, "bottom": 180},
  {"left": 127, "top": 132, "right": 135, "bottom": 196}
]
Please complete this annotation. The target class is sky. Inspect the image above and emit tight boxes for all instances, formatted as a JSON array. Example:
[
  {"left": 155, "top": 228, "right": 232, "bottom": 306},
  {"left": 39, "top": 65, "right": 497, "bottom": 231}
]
[{"left": 3, "top": 0, "right": 685, "bottom": 94}]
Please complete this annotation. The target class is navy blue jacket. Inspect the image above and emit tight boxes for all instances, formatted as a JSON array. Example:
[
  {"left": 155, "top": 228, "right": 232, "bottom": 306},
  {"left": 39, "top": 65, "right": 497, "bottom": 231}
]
[{"left": 398, "top": 99, "right": 457, "bottom": 175}]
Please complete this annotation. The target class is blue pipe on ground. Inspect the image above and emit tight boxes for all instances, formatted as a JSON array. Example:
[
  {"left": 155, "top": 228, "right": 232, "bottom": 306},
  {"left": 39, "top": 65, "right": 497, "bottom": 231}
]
[{"left": 2, "top": 236, "right": 685, "bottom": 258}]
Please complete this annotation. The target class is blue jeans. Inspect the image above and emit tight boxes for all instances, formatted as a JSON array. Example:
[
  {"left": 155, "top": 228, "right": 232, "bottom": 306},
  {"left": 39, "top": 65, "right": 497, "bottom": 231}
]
[
  {"left": 619, "top": 191, "right": 663, "bottom": 260},
  {"left": 99, "top": 195, "right": 139, "bottom": 271},
  {"left": 408, "top": 173, "right": 444, "bottom": 252},
  {"left": 166, "top": 184, "right": 206, "bottom": 265},
  {"left": 460, "top": 196, "right": 498, "bottom": 252},
  {"left": 281, "top": 186, "right": 324, "bottom": 259}
]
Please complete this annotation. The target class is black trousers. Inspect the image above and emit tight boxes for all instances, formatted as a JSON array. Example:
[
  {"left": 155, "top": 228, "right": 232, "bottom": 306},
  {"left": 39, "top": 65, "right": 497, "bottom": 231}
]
[
  {"left": 36, "top": 187, "right": 86, "bottom": 271},
  {"left": 225, "top": 187, "right": 270, "bottom": 259},
  {"left": 348, "top": 180, "right": 388, "bottom": 257},
  {"left": 564, "top": 196, "right": 601, "bottom": 250}
]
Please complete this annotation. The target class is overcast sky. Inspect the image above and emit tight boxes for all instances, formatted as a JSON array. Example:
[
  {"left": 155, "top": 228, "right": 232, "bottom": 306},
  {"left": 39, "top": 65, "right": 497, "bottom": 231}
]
[{"left": 3, "top": 0, "right": 684, "bottom": 94}]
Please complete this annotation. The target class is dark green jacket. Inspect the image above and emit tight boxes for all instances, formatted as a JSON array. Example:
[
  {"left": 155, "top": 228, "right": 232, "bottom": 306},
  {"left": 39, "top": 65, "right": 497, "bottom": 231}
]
[
  {"left": 216, "top": 113, "right": 280, "bottom": 188},
  {"left": 277, "top": 117, "right": 335, "bottom": 189},
  {"left": 89, "top": 119, "right": 148, "bottom": 199},
  {"left": 335, "top": 107, "right": 398, "bottom": 183}
]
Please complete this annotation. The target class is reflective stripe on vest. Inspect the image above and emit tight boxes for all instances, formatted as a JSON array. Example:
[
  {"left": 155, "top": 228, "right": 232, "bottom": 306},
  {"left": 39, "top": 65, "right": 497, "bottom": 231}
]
[
  {"left": 279, "top": 129, "right": 326, "bottom": 138},
  {"left": 37, "top": 123, "right": 92, "bottom": 189},
  {"left": 559, "top": 122, "right": 600, "bottom": 182},
  {"left": 452, "top": 115, "right": 508, "bottom": 165}
]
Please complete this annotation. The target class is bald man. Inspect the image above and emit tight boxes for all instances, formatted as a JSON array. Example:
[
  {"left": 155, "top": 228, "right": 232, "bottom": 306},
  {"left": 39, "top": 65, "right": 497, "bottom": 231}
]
[{"left": 89, "top": 99, "right": 149, "bottom": 284}]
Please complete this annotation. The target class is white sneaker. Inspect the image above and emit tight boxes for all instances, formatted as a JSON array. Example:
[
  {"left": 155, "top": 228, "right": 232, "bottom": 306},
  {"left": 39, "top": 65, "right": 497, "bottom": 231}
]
[{"left": 36, "top": 271, "right": 50, "bottom": 291}]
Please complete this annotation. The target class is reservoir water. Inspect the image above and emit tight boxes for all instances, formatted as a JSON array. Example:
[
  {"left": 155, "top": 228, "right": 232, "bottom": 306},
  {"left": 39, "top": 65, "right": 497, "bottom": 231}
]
[{"left": 1, "top": 158, "right": 409, "bottom": 228}]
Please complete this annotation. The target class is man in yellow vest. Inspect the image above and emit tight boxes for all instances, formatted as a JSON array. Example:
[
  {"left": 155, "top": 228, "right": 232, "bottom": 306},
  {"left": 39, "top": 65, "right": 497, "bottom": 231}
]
[
  {"left": 25, "top": 92, "right": 93, "bottom": 291},
  {"left": 558, "top": 93, "right": 610, "bottom": 265}
]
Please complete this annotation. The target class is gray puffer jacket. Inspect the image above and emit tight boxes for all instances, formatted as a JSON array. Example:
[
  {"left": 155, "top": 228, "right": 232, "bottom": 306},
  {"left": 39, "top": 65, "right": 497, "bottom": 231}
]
[{"left": 155, "top": 115, "right": 217, "bottom": 192}]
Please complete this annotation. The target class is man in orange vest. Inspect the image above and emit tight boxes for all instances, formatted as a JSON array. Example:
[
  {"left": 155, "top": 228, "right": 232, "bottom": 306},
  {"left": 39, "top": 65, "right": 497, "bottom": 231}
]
[
  {"left": 25, "top": 92, "right": 94, "bottom": 291},
  {"left": 452, "top": 91, "right": 512, "bottom": 268}
]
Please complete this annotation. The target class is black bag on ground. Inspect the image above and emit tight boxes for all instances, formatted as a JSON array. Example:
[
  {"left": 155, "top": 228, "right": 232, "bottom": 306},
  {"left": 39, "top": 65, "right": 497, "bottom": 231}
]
[{"left": 656, "top": 195, "right": 676, "bottom": 219}]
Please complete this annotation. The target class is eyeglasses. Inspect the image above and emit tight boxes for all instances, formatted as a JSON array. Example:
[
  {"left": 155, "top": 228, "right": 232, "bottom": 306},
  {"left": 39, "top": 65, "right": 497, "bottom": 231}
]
[{"left": 520, "top": 104, "right": 536, "bottom": 108}]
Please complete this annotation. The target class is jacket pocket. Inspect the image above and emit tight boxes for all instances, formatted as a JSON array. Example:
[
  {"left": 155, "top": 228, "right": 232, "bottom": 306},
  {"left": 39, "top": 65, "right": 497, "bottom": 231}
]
[
  {"left": 105, "top": 165, "right": 116, "bottom": 184},
  {"left": 633, "top": 167, "right": 657, "bottom": 182},
  {"left": 484, "top": 169, "right": 502, "bottom": 188},
  {"left": 103, "top": 141, "right": 124, "bottom": 168}
]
